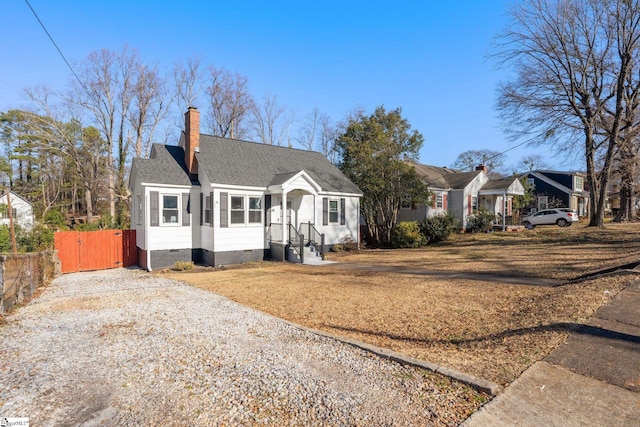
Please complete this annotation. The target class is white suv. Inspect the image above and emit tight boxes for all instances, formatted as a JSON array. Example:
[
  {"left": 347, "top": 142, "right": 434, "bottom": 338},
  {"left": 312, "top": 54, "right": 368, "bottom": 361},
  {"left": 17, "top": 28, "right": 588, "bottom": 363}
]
[{"left": 523, "top": 208, "right": 579, "bottom": 228}]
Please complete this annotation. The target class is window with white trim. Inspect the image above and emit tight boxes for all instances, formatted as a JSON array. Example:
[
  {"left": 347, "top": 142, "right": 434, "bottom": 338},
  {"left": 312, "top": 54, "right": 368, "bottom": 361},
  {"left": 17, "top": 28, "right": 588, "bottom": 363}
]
[
  {"left": 329, "top": 199, "right": 339, "bottom": 224},
  {"left": 526, "top": 178, "right": 535, "bottom": 187},
  {"left": 436, "top": 194, "right": 443, "bottom": 209},
  {"left": 248, "top": 197, "right": 262, "bottom": 224},
  {"left": 162, "top": 195, "right": 179, "bottom": 224},
  {"left": 230, "top": 196, "right": 245, "bottom": 224},
  {"left": 0, "top": 206, "right": 17, "bottom": 219},
  {"left": 574, "top": 176, "right": 584, "bottom": 191},
  {"left": 538, "top": 196, "right": 548, "bottom": 210},
  {"left": 472, "top": 196, "right": 478, "bottom": 212}
]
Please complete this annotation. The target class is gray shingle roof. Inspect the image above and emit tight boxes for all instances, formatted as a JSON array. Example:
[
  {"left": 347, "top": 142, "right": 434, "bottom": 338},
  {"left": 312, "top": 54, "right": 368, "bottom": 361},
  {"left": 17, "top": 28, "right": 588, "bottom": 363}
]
[
  {"left": 196, "top": 135, "right": 361, "bottom": 194},
  {"left": 412, "top": 162, "right": 482, "bottom": 189},
  {"left": 480, "top": 178, "right": 518, "bottom": 191},
  {"left": 130, "top": 144, "right": 194, "bottom": 186},
  {"left": 131, "top": 136, "right": 361, "bottom": 195},
  {"left": 412, "top": 163, "right": 456, "bottom": 188},
  {"left": 443, "top": 170, "right": 483, "bottom": 189}
]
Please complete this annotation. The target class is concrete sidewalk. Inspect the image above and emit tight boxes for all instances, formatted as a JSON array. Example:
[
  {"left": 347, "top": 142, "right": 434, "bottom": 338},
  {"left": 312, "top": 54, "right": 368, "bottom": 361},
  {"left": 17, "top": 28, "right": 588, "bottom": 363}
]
[{"left": 463, "top": 280, "right": 640, "bottom": 426}]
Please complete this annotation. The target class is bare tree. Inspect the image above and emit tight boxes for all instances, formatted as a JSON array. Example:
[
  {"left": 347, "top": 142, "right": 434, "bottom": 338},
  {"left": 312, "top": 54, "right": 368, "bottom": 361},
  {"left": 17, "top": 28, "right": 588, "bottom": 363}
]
[
  {"left": 451, "top": 149, "right": 506, "bottom": 176},
  {"left": 249, "top": 93, "right": 294, "bottom": 146},
  {"left": 495, "top": 0, "right": 640, "bottom": 226},
  {"left": 70, "top": 46, "right": 170, "bottom": 226},
  {"left": 517, "top": 154, "right": 551, "bottom": 171},
  {"left": 319, "top": 113, "right": 338, "bottom": 162},
  {"left": 206, "top": 67, "right": 254, "bottom": 139},
  {"left": 130, "top": 63, "right": 169, "bottom": 158},
  {"left": 297, "top": 107, "right": 321, "bottom": 150},
  {"left": 173, "top": 57, "right": 204, "bottom": 113}
]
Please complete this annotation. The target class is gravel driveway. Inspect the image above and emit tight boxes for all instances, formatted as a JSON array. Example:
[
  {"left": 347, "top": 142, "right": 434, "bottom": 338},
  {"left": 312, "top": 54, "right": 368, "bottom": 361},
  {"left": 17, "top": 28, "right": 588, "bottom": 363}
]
[{"left": 1, "top": 269, "right": 482, "bottom": 426}]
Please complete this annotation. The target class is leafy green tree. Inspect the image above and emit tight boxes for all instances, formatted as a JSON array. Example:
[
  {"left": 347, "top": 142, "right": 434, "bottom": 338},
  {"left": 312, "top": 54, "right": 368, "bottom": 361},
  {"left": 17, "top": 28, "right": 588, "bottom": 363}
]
[
  {"left": 512, "top": 176, "right": 535, "bottom": 222},
  {"left": 335, "top": 106, "right": 429, "bottom": 245},
  {"left": 419, "top": 214, "right": 459, "bottom": 244},
  {"left": 392, "top": 221, "right": 425, "bottom": 248}
]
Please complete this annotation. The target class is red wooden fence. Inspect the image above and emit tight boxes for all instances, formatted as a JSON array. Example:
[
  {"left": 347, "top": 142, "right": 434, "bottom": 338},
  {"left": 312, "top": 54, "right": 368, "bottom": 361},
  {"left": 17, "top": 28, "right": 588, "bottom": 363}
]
[{"left": 54, "top": 230, "right": 137, "bottom": 273}]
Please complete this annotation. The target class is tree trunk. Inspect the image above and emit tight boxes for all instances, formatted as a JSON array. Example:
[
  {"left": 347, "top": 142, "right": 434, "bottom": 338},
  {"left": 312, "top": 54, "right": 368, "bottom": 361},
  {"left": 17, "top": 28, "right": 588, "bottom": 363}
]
[{"left": 84, "top": 183, "right": 94, "bottom": 220}]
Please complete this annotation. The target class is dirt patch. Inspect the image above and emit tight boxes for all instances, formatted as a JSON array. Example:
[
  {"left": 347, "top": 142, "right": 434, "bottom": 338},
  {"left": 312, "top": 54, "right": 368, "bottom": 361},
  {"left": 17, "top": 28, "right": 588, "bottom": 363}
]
[{"left": 161, "top": 223, "right": 640, "bottom": 385}]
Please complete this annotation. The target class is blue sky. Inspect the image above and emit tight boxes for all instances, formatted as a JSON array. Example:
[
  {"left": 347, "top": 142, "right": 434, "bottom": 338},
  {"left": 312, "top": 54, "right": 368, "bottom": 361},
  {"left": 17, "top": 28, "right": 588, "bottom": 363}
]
[{"left": 1, "top": 1, "right": 581, "bottom": 171}]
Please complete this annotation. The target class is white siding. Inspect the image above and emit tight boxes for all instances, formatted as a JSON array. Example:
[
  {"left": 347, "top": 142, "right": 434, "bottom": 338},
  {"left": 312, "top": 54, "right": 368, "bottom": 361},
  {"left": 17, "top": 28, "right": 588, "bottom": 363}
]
[
  {"left": 199, "top": 175, "right": 215, "bottom": 252},
  {"left": 190, "top": 187, "right": 202, "bottom": 249},
  {"left": 130, "top": 179, "right": 146, "bottom": 250},
  {"left": 214, "top": 188, "right": 266, "bottom": 252},
  {"left": 271, "top": 193, "right": 316, "bottom": 228},
  {"left": 296, "top": 194, "right": 316, "bottom": 225},
  {"left": 0, "top": 193, "right": 34, "bottom": 230},
  {"left": 461, "top": 175, "right": 489, "bottom": 226},
  {"left": 285, "top": 175, "right": 317, "bottom": 194},
  {"left": 448, "top": 190, "right": 465, "bottom": 225},
  {"left": 144, "top": 185, "right": 194, "bottom": 251},
  {"left": 315, "top": 195, "right": 359, "bottom": 245}
]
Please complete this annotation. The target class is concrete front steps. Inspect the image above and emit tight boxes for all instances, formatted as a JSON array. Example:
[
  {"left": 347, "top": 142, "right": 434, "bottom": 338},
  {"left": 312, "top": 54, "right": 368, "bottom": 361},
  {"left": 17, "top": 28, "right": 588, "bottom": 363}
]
[{"left": 287, "top": 245, "right": 333, "bottom": 265}]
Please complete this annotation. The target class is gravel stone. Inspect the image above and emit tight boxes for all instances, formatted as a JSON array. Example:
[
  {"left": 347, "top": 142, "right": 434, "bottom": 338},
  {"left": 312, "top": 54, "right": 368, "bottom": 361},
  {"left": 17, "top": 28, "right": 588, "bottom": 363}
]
[{"left": 0, "top": 269, "right": 483, "bottom": 426}]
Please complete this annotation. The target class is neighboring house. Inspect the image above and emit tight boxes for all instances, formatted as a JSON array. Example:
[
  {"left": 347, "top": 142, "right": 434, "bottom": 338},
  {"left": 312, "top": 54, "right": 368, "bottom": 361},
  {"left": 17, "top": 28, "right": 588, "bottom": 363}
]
[
  {"left": 521, "top": 170, "right": 589, "bottom": 217},
  {"left": 0, "top": 191, "right": 34, "bottom": 230},
  {"left": 398, "top": 164, "right": 525, "bottom": 230},
  {"left": 128, "top": 107, "right": 362, "bottom": 271}
]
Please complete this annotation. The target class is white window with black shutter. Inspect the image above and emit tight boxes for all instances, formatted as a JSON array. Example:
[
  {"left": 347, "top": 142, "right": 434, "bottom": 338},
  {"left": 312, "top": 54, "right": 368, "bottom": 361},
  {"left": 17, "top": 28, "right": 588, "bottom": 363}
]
[
  {"left": 323, "top": 197, "right": 346, "bottom": 225},
  {"left": 248, "top": 197, "right": 262, "bottom": 224},
  {"left": 220, "top": 193, "right": 263, "bottom": 226},
  {"left": 162, "top": 194, "right": 179, "bottom": 224},
  {"left": 149, "top": 190, "right": 191, "bottom": 227},
  {"left": 230, "top": 195, "right": 245, "bottom": 224},
  {"left": 204, "top": 194, "right": 212, "bottom": 225}
]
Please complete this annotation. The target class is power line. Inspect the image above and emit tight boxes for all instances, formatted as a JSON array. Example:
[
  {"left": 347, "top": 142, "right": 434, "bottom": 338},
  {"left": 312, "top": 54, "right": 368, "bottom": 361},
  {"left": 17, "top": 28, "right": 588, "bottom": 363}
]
[
  {"left": 24, "top": 0, "right": 89, "bottom": 95},
  {"left": 486, "top": 138, "right": 529, "bottom": 162}
]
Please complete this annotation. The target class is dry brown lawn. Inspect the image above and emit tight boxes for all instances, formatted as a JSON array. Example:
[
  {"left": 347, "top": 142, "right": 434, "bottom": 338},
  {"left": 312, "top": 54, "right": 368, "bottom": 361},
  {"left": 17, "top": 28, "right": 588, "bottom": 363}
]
[{"left": 160, "top": 222, "right": 640, "bottom": 386}]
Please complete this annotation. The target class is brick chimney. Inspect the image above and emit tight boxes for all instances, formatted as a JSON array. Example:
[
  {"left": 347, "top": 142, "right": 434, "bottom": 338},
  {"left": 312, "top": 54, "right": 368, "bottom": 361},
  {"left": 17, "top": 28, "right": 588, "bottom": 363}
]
[
  {"left": 184, "top": 107, "right": 199, "bottom": 176},
  {"left": 475, "top": 164, "right": 487, "bottom": 174}
]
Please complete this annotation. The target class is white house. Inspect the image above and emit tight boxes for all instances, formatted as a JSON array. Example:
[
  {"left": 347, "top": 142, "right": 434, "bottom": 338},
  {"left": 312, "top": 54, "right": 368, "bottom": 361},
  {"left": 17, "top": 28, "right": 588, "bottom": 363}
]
[
  {"left": 0, "top": 191, "right": 34, "bottom": 230},
  {"left": 397, "top": 163, "right": 525, "bottom": 230},
  {"left": 128, "top": 108, "right": 362, "bottom": 270}
]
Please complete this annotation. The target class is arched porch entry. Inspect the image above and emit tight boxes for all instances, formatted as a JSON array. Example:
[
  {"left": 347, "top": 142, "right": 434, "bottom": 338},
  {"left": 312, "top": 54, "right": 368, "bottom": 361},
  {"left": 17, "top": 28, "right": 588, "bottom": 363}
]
[{"left": 265, "top": 170, "right": 325, "bottom": 261}]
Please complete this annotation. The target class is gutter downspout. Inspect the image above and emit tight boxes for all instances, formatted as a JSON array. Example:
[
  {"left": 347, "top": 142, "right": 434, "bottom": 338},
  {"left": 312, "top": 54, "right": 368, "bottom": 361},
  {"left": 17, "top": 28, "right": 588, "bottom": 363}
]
[
  {"left": 282, "top": 191, "right": 288, "bottom": 261},
  {"left": 145, "top": 190, "right": 152, "bottom": 272}
]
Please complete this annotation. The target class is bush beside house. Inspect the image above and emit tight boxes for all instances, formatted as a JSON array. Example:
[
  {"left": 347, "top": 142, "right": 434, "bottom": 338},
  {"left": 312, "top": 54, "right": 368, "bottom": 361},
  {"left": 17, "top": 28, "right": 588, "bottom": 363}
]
[{"left": 391, "top": 214, "right": 459, "bottom": 248}]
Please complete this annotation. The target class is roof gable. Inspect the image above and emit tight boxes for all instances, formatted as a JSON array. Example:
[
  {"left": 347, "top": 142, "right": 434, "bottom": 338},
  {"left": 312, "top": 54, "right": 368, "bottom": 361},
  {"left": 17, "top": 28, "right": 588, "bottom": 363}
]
[
  {"left": 0, "top": 191, "right": 32, "bottom": 207},
  {"left": 524, "top": 171, "right": 574, "bottom": 195},
  {"left": 130, "top": 144, "right": 195, "bottom": 187},
  {"left": 479, "top": 177, "right": 526, "bottom": 195}
]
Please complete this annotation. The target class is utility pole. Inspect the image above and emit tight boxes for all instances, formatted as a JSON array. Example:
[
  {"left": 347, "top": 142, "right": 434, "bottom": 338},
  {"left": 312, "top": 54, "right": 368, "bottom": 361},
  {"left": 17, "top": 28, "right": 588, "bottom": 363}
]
[{"left": 5, "top": 187, "right": 17, "bottom": 253}]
